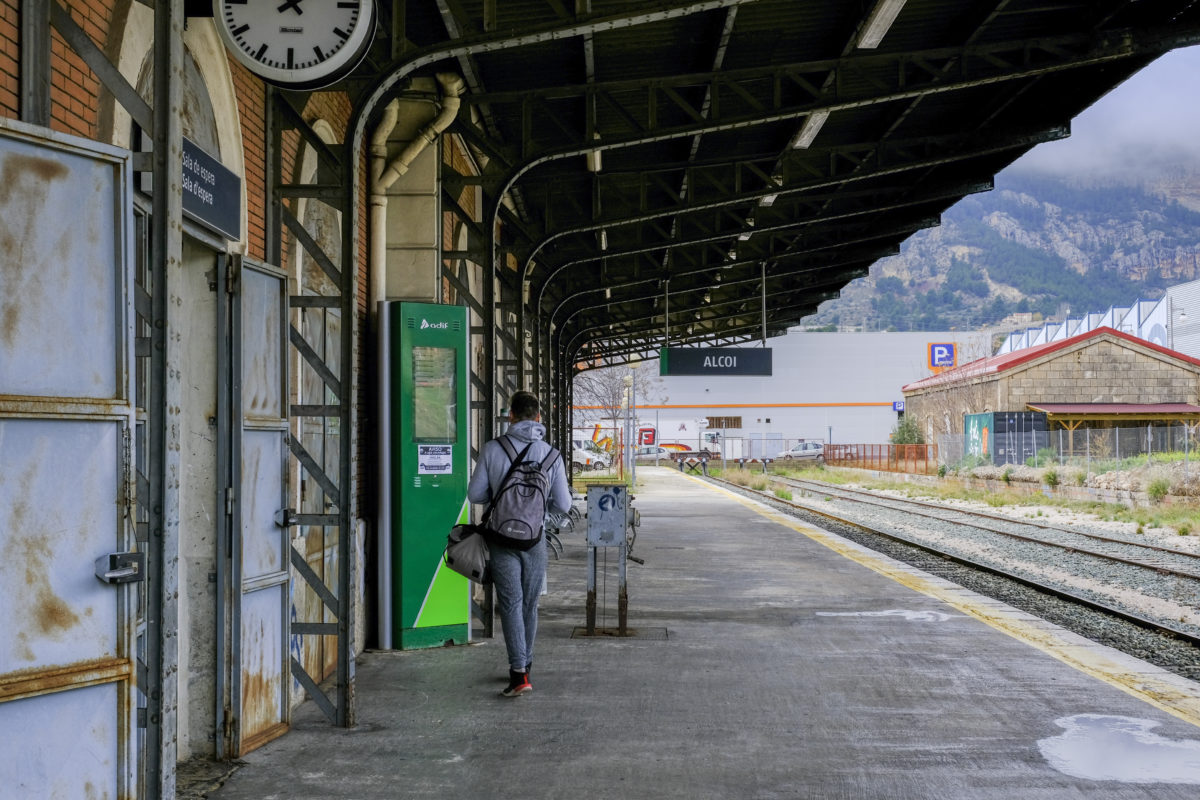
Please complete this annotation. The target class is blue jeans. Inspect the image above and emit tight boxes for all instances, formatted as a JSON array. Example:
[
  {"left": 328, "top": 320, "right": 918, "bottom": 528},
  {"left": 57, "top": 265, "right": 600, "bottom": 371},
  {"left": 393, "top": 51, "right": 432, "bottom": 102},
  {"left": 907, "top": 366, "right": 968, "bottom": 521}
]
[{"left": 491, "top": 538, "right": 547, "bottom": 673}]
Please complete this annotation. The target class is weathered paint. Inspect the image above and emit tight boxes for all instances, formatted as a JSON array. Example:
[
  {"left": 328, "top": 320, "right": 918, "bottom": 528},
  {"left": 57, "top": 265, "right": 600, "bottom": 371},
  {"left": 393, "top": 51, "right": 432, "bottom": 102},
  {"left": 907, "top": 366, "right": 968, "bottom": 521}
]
[
  {"left": 1, "top": 682, "right": 120, "bottom": 799},
  {"left": 241, "top": 268, "right": 284, "bottom": 422},
  {"left": 238, "top": 585, "right": 286, "bottom": 754},
  {"left": 0, "top": 120, "right": 136, "bottom": 798},
  {"left": 230, "top": 260, "right": 290, "bottom": 756}
]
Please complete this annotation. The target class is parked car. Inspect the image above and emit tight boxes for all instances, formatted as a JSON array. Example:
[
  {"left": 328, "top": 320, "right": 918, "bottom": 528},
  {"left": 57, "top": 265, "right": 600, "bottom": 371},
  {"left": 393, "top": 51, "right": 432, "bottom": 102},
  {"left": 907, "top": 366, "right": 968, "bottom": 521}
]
[
  {"left": 634, "top": 445, "right": 671, "bottom": 461},
  {"left": 571, "top": 448, "right": 608, "bottom": 473},
  {"left": 776, "top": 441, "right": 824, "bottom": 462}
]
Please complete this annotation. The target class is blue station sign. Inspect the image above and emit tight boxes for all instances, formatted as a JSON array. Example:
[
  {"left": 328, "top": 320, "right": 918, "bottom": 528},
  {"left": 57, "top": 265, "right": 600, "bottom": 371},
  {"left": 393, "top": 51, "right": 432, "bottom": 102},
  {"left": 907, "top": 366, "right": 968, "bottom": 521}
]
[
  {"left": 182, "top": 137, "right": 241, "bottom": 241},
  {"left": 659, "top": 347, "right": 773, "bottom": 376}
]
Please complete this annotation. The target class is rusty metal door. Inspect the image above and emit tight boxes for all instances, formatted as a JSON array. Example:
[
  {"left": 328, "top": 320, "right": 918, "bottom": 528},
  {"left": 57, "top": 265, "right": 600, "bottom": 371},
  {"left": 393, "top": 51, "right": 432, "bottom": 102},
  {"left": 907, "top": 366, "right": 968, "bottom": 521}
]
[
  {"left": 218, "top": 256, "right": 291, "bottom": 755},
  {"left": 0, "top": 121, "right": 139, "bottom": 796}
]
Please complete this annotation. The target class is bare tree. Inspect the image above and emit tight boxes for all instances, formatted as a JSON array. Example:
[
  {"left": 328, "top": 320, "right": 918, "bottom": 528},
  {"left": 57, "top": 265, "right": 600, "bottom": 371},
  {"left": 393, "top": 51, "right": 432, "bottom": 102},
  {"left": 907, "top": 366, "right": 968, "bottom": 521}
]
[
  {"left": 910, "top": 377, "right": 993, "bottom": 440},
  {"left": 573, "top": 361, "right": 666, "bottom": 437}
]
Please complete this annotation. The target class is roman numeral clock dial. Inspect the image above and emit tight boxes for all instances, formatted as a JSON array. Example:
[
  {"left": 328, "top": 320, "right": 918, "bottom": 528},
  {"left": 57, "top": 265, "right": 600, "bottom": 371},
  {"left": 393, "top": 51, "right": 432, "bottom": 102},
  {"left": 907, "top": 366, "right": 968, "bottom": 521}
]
[{"left": 214, "top": 0, "right": 376, "bottom": 90}]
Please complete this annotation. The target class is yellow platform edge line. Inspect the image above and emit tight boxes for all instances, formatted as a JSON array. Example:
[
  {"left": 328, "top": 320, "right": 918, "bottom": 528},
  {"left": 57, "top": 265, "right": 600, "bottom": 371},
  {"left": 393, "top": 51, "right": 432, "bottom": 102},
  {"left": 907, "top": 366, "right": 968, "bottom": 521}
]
[{"left": 683, "top": 472, "right": 1200, "bottom": 730}]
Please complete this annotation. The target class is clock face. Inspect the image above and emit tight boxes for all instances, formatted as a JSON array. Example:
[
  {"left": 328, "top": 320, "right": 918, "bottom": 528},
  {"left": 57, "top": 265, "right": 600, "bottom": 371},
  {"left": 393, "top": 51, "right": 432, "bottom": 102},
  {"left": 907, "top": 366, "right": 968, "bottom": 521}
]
[{"left": 214, "top": 0, "right": 376, "bottom": 90}]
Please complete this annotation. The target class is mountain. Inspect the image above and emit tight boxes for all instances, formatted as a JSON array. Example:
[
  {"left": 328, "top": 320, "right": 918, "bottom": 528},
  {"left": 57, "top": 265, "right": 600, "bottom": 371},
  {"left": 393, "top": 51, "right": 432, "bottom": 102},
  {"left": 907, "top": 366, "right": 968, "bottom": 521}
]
[{"left": 803, "top": 170, "right": 1200, "bottom": 332}]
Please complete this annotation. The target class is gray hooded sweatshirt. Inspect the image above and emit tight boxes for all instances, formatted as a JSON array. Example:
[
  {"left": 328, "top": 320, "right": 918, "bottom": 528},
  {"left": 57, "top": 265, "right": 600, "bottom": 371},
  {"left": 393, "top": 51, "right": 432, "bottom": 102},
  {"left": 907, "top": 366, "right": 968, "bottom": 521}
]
[{"left": 467, "top": 418, "right": 572, "bottom": 516}]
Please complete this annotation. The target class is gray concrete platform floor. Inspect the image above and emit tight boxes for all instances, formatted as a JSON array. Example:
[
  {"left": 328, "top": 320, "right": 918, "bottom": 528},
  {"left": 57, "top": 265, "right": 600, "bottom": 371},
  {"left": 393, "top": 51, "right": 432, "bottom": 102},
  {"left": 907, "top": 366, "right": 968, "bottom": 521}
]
[{"left": 204, "top": 469, "right": 1200, "bottom": 799}]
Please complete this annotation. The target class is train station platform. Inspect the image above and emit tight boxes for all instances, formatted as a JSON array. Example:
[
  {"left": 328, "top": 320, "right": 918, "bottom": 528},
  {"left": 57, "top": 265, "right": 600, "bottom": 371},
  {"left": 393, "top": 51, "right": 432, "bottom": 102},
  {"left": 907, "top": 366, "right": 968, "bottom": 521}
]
[{"left": 203, "top": 468, "right": 1200, "bottom": 799}]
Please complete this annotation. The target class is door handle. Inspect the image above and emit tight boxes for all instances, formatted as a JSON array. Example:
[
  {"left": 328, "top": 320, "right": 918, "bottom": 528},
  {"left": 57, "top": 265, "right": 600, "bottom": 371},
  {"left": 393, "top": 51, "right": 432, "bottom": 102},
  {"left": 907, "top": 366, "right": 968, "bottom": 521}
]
[{"left": 94, "top": 552, "right": 145, "bottom": 584}]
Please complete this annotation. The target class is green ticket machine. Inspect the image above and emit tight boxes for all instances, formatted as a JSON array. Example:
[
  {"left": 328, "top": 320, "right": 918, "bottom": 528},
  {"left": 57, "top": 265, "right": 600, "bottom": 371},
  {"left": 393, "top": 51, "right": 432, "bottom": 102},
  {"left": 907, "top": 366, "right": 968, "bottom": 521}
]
[{"left": 377, "top": 301, "right": 470, "bottom": 649}]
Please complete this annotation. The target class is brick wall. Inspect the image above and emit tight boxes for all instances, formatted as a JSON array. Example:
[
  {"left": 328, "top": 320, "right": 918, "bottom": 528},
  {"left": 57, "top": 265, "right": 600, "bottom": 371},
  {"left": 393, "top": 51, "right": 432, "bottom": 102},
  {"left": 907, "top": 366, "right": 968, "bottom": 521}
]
[
  {"left": 0, "top": 0, "right": 115, "bottom": 135},
  {"left": 1004, "top": 340, "right": 1200, "bottom": 407},
  {"left": 51, "top": 1, "right": 113, "bottom": 139},
  {"left": 0, "top": 0, "right": 16, "bottom": 119}
]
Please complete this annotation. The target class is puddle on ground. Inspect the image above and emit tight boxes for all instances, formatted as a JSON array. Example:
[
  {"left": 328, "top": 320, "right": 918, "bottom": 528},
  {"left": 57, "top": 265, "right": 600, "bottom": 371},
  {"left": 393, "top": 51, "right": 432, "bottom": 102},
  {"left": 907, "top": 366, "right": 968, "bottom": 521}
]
[
  {"left": 814, "top": 609, "right": 959, "bottom": 622},
  {"left": 1038, "top": 714, "right": 1200, "bottom": 784}
]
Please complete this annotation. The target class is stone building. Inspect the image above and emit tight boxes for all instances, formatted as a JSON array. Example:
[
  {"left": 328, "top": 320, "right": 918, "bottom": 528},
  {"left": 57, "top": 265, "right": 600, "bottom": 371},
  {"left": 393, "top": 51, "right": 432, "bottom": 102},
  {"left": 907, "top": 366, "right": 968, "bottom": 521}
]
[{"left": 901, "top": 327, "right": 1200, "bottom": 441}]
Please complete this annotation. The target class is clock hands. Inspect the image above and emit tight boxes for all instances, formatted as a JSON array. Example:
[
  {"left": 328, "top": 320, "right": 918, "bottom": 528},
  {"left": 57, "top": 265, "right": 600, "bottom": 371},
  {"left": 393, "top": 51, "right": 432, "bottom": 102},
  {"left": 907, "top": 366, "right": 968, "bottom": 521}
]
[{"left": 278, "top": 0, "right": 303, "bottom": 14}]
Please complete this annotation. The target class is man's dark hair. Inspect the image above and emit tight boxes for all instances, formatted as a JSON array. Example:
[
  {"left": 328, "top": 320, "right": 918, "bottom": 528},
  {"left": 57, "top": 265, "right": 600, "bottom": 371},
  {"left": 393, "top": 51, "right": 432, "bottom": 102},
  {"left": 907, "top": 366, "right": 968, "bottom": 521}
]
[{"left": 509, "top": 391, "right": 540, "bottom": 420}]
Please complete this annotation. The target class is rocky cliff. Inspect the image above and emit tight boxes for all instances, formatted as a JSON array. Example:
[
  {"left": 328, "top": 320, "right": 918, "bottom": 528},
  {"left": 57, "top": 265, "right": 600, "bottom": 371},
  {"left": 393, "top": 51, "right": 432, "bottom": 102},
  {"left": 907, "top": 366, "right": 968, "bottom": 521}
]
[{"left": 806, "top": 170, "right": 1200, "bottom": 332}]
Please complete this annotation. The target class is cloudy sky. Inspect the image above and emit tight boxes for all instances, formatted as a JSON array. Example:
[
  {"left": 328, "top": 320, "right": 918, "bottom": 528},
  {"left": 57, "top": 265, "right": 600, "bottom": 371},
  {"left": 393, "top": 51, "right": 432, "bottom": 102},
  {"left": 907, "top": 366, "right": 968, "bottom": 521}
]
[{"left": 1006, "top": 45, "right": 1200, "bottom": 180}]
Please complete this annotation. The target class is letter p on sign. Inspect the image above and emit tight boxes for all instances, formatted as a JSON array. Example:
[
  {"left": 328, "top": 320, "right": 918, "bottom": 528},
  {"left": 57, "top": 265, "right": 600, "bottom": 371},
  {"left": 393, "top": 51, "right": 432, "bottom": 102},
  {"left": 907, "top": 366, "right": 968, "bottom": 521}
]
[{"left": 929, "top": 343, "right": 956, "bottom": 369}]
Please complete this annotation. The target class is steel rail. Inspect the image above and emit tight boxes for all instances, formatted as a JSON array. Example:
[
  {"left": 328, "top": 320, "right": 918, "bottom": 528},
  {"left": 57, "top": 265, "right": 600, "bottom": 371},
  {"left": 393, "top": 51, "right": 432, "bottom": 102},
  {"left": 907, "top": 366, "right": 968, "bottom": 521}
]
[
  {"left": 778, "top": 476, "right": 1200, "bottom": 583},
  {"left": 789, "top": 476, "right": 1200, "bottom": 562}
]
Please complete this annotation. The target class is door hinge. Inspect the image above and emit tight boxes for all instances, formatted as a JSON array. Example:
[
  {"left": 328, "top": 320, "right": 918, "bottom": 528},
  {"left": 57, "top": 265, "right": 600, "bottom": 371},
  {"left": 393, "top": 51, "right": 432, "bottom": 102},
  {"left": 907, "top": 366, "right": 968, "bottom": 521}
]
[
  {"left": 226, "top": 256, "right": 240, "bottom": 295},
  {"left": 223, "top": 707, "right": 236, "bottom": 750},
  {"left": 225, "top": 489, "right": 235, "bottom": 516}
]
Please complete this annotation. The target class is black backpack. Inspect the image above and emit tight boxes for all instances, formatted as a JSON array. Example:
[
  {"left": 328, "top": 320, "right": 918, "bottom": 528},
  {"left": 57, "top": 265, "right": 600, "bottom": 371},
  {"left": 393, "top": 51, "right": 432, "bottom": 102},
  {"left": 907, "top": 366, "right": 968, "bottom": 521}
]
[{"left": 484, "top": 436, "right": 560, "bottom": 551}]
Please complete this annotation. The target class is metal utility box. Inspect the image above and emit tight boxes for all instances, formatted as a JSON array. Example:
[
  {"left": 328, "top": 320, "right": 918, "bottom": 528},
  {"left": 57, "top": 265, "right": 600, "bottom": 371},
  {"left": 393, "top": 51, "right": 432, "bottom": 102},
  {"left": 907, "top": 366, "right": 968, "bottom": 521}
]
[
  {"left": 586, "top": 485, "right": 630, "bottom": 546},
  {"left": 379, "top": 301, "right": 470, "bottom": 649}
]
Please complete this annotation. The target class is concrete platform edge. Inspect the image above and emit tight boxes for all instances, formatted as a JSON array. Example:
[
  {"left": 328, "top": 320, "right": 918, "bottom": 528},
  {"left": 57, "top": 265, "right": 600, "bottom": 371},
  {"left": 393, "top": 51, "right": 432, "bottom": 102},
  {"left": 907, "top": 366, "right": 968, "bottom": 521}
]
[{"left": 685, "top": 472, "right": 1200, "bottom": 730}]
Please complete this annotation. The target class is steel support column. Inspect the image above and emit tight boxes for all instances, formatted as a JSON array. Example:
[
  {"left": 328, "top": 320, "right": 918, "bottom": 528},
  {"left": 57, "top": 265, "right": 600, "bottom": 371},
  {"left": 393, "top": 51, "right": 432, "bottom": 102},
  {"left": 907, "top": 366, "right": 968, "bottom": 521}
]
[{"left": 147, "top": 1, "right": 184, "bottom": 794}]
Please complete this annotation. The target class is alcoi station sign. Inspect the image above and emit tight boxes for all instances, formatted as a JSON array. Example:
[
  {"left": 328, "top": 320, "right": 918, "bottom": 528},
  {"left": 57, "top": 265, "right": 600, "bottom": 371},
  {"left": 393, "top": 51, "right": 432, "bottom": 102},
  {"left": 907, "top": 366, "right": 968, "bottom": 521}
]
[{"left": 659, "top": 347, "right": 772, "bottom": 376}]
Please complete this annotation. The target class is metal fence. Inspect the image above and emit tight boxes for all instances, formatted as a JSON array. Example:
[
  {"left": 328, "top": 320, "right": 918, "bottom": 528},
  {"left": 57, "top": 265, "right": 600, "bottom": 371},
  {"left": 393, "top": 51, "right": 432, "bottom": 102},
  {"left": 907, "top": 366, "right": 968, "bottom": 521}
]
[
  {"left": 940, "top": 423, "right": 1200, "bottom": 471},
  {"left": 825, "top": 444, "right": 939, "bottom": 475},
  {"left": 644, "top": 436, "right": 824, "bottom": 462}
]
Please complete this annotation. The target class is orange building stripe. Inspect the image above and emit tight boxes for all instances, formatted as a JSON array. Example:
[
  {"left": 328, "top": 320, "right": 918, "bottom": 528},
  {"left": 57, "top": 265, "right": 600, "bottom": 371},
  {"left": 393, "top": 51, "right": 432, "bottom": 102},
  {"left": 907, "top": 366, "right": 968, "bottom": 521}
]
[{"left": 573, "top": 402, "right": 894, "bottom": 410}]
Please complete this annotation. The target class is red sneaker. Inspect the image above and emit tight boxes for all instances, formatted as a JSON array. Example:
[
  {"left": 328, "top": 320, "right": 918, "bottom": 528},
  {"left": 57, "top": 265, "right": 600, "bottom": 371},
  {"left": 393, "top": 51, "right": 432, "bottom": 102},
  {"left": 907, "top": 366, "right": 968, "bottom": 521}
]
[{"left": 501, "top": 670, "right": 532, "bottom": 697}]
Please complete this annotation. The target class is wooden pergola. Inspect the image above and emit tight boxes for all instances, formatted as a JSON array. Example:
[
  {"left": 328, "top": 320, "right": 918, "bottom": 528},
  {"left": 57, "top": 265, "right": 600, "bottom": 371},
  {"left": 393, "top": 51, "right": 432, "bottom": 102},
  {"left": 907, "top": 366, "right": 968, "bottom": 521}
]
[{"left": 1025, "top": 403, "right": 1200, "bottom": 431}]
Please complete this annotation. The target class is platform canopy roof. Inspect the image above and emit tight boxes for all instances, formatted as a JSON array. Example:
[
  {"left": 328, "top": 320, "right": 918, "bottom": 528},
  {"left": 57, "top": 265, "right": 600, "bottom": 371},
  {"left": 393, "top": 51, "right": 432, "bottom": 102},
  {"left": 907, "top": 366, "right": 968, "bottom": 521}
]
[{"left": 364, "top": 1, "right": 1200, "bottom": 368}]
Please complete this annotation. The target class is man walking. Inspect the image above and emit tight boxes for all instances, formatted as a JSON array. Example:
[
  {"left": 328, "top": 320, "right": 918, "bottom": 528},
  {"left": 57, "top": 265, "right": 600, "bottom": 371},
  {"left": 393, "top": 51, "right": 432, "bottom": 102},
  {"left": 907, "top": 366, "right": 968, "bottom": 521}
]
[{"left": 468, "top": 390, "right": 572, "bottom": 697}]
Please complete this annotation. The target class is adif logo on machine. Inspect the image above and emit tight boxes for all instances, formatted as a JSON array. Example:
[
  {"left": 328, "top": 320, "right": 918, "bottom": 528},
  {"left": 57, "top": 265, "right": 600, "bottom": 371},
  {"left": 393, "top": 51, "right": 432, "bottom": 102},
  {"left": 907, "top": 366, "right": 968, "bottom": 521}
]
[{"left": 420, "top": 319, "right": 449, "bottom": 330}]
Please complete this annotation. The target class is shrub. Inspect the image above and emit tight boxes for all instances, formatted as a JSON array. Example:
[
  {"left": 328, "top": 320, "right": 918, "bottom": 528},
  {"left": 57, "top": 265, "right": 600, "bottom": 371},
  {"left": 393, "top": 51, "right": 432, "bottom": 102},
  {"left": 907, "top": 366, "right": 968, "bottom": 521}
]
[
  {"left": 1148, "top": 478, "right": 1170, "bottom": 504},
  {"left": 1179, "top": 523, "right": 1192, "bottom": 536},
  {"left": 1002, "top": 467, "right": 1013, "bottom": 485},
  {"left": 937, "top": 464, "right": 947, "bottom": 478},
  {"left": 1074, "top": 471, "right": 1086, "bottom": 487},
  {"left": 891, "top": 415, "right": 925, "bottom": 444},
  {"left": 1044, "top": 469, "right": 1059, "bottom": 488},
  {"left": 774, "top": 488, "right": 793, "bottom": 501},
  {"left": 750, "top": 479, "right": 767, "bottom": 491}
]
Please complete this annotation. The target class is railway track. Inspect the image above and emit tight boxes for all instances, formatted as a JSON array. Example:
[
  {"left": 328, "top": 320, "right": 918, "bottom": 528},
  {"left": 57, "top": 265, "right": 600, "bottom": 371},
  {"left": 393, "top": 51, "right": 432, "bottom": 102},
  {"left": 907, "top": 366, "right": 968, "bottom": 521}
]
[
  {"left": 708, "top": 473, "right": 1200, "bottom": 651},
  {"left": 780, "top": 476, "right": 1200, "bottom": 583}
]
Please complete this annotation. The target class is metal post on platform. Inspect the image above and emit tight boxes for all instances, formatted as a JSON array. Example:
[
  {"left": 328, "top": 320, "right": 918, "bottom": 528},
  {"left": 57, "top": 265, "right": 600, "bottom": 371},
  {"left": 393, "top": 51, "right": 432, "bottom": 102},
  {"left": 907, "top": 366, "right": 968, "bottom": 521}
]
[
  {"left": 585, "top": 547, "right": 597, "bottom": 635},
  {"left": 618, "top": 535, "right": 628, "bottom": 636}
]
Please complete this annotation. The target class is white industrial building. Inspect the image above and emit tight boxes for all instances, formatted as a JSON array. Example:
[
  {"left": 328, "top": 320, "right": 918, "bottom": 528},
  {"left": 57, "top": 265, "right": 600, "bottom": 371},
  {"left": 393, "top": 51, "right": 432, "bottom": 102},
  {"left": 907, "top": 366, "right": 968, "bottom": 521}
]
[
  {"left": 621, "top": 330, "right": 992, "bottom": 456},
  {"left": 996, "top": 278, "right": 1200, "bottom": 357},
  {"left": 588, "top": 278, "right": 1200, "bottom": 457}
]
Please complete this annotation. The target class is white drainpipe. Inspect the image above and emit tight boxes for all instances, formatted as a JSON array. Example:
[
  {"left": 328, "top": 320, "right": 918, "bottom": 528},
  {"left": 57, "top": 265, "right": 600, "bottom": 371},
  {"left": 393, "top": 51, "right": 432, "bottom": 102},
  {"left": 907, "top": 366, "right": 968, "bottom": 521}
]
[{"left": 369, "top": 73, "right": 465, "bottom": 316}]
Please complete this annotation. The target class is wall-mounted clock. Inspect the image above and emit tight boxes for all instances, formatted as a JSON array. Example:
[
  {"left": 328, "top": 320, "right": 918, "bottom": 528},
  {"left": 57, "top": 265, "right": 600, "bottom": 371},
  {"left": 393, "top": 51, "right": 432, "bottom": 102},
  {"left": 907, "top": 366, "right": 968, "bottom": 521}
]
[{"left": 213, "top": 0, "right": 376, "bottom": 91}]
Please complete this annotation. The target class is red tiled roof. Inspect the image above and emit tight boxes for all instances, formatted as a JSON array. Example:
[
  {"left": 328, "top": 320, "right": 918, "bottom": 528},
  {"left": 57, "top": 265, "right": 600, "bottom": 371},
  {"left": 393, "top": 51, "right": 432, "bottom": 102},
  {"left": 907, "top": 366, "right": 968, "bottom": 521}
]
[
  {"left": 901, "top": 327, "right": 1200, "bottom": 393},
  {"left": 1027, "top": 403, "right": 1200, "bottom": 416}
]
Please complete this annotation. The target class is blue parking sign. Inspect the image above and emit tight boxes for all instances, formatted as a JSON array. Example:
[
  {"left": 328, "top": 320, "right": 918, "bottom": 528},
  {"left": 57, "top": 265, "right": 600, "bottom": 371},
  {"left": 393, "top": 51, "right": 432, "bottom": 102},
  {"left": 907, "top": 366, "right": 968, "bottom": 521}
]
[{"left": 929, "top": 343, "right": 956, "bottom": 368}]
